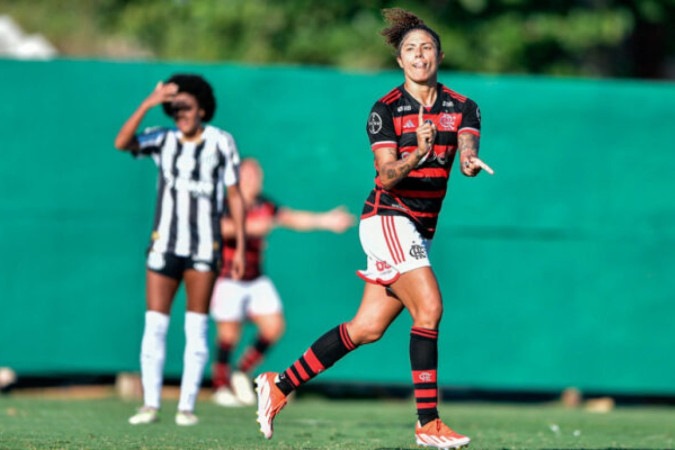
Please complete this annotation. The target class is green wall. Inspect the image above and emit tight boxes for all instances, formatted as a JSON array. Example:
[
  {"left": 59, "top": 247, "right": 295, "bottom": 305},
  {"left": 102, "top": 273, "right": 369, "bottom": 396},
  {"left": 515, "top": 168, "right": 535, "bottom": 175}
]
[{"left": 1, "top": 59, "right": 674, "bottom": 395}]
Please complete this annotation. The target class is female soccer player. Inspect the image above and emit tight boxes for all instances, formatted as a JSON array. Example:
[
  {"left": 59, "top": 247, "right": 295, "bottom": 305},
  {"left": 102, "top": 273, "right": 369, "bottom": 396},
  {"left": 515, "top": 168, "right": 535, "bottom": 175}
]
[
  {"left": 254, "top": 8, "right": 490, "bottom": 449},
  {"left": 114, "top": 74, "right": 246, "bottom": 426}
]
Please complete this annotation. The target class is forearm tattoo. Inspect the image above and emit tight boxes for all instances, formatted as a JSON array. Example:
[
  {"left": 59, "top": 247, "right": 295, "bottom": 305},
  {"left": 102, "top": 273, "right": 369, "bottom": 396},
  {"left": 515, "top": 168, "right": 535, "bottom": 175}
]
[
  {"left": 458, "top": 133, "right": 480, "bottom": 157},
  {"left": 380, "top": 147, "right": 419, "bottom": 188}
]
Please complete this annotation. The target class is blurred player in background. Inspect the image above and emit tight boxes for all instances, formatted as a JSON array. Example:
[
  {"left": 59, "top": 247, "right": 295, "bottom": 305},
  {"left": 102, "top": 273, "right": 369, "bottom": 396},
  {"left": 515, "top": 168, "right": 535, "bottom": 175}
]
[
  {"left": 114, "top": 74, "right": 246, "bottom": 426},
  {"left": 254, "top": 8, "right": 491, "bottom": 449},
  {"left": 210, "top": 157, "right": 354, "bottom": 407}
]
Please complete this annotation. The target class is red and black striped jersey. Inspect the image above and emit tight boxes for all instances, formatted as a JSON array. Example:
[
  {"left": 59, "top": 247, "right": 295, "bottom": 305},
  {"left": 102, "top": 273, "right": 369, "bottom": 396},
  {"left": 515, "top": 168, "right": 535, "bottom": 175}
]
[
  {"left": 220, "top": 195, "right": 279, "bottom": 281},
  {"left": 362, "top": 83, "right": 481, "bottom": 239}
]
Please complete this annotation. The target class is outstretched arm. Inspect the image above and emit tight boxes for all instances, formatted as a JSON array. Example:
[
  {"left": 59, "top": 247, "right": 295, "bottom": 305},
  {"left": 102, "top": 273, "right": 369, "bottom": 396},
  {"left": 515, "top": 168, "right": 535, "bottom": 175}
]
[
  {"left": 276, "top": 206, "right": 355, "bottom": 233},
  {"left": 113, "top": 82, "right": 178, "bottom": 151}
]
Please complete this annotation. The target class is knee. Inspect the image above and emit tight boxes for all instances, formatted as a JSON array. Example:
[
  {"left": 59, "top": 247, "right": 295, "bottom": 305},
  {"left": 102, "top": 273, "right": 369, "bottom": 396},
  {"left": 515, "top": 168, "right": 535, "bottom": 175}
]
[
  {"left": 412, "top": 302, "right": 443, "bottom": 329},
  {"left": 258, "top": 316, "right": 285, "bottom": 342},
  {"left": 346, "top": 320, "right": 386, "bottom": 345},
  {"left": 260, "top": 323, "right": 284, "bottom": 343}
]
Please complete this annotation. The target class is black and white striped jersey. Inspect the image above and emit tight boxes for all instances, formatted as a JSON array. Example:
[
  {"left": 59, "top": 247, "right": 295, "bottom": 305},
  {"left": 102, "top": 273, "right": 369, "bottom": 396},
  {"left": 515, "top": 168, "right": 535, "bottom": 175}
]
[{"left": 133, "top": 125, "right": 240, "bottom": 262}]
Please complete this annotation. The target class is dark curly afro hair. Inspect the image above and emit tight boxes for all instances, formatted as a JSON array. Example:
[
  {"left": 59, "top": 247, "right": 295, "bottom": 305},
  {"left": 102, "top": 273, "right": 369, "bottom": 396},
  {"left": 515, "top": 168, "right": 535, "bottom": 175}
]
[{"left": 161, "top": 74, "right": 216, "bottom": 122}]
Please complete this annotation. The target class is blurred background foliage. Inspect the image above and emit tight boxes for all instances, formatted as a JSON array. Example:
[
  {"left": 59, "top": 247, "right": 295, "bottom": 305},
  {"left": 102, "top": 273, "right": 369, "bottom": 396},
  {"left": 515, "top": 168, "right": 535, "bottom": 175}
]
[{"left": 1, "top": 0, "right": 674, "bottom": 78}]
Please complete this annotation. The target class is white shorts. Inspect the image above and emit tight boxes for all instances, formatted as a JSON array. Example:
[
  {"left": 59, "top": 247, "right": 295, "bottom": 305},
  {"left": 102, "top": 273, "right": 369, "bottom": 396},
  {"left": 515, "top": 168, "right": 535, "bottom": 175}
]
[
  {"left": 210, "top": 276, "right": 283, "bottom": 322},
  {"left": 357, "top": 214, "right": 432, "bottom": 286}
]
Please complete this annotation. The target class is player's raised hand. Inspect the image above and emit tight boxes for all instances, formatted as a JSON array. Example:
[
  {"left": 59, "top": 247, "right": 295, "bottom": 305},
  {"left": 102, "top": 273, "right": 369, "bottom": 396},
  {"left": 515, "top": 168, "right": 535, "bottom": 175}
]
[
  {"left": 145, "top": 81, "right": 179, "bottom": 107},
  {"left": 416, "top": 105, "right": 436, "bottom": 155}
]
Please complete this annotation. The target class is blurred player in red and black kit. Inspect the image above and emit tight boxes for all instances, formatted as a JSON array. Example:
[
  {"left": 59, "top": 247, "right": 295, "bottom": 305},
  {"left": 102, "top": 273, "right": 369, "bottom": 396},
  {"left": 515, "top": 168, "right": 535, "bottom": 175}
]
[
  {"left": 210, "top": 158, "right": 354, "bottom": 407},
  {"left": 254, "top": 8, "right": 492, "bottom": 449}
]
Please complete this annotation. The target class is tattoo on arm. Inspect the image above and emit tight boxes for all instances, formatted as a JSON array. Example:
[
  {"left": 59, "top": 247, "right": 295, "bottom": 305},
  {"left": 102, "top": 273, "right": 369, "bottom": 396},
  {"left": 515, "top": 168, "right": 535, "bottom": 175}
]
[{"left": 458, "top": 133, "right": 480, "bottom": 156}]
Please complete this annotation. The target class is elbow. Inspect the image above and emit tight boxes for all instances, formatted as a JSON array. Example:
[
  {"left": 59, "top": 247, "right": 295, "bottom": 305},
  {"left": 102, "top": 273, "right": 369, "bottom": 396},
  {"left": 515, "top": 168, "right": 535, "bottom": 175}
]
[
  {"left": 380, "top": 179, "right": 397, "bottom": 191},
  {"left": 114, "top": 139, "right": 131, "bottom": 151}
]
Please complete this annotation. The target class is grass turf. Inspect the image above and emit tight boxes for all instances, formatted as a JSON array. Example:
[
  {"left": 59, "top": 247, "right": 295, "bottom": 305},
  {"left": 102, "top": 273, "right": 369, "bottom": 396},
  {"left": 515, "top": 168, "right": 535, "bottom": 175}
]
[{"left": 1, "top": 394, "right": 673, "bottom": 449}]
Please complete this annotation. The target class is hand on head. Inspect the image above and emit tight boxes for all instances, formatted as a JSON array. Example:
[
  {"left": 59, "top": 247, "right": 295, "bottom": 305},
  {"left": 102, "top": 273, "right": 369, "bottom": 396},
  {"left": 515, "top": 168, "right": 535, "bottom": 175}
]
[{"left": 147, "top": 82, "right": 179, "bottom": 107}]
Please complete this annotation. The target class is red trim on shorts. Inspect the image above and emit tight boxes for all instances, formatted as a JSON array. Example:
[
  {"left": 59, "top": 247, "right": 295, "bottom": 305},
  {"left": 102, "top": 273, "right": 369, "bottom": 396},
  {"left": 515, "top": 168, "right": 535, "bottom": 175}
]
[
  {"left": 382, "top": 216, "right": 405, "bottom": 264},
  {"left": 355, "top": 270, "right": 400, "bottom": 286},
  {"left": 387, "top": 216, "right": 406, "bottom": 262}
]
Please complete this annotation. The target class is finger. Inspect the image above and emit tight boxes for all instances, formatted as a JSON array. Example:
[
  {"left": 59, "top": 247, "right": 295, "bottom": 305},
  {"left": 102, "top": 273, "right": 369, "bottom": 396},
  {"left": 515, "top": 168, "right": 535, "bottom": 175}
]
[
  {"left": 474, "top": 157, "right": 494, "bottom": 175},
  {"left": 155, "top": 81, "right": 163, "bottom": 91},
  {"left": 418, "top": 105, "right": 424, "bottom": 125}
]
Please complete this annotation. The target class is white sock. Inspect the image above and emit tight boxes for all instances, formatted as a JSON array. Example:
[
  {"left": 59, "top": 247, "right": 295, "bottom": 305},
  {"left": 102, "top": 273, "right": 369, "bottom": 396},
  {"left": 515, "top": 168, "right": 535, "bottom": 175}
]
[
  {"left": 140, "top": 311, "right": 170, "bottom": 409},
  {"left": 178, "top": 311, "right": 209, "bottom": 412}
]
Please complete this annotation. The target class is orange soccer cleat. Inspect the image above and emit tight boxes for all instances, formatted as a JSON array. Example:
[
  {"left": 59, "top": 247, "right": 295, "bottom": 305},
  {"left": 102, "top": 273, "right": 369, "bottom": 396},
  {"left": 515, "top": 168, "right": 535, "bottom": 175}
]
[
  {"left": 415, "top": 418, "right": 471, "bottom": 449},
  {"left": 254, "top": 372, "right": 288, "bottom": 439}
]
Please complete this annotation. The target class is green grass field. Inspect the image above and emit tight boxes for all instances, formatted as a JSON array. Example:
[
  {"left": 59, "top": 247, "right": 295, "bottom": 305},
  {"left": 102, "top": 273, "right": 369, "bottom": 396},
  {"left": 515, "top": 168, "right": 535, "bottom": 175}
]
[{"left": 1, "top": 393, "right": 673, "bottom": 449}]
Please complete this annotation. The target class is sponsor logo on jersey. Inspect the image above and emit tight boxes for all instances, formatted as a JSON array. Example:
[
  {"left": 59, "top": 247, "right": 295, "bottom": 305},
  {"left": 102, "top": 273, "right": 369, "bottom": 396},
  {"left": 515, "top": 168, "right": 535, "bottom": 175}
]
[
  {"left": 442, "top": 100, "right": 454, "bottom": 108},
  {"left": 368, "top": 112, "right": 383, "bottom": 134},
  {"left": 403, "top": 119, "right": 416, "bottom": 130},
  {"left": 162, "top": 173, "right": 215, "bottom": 197}
]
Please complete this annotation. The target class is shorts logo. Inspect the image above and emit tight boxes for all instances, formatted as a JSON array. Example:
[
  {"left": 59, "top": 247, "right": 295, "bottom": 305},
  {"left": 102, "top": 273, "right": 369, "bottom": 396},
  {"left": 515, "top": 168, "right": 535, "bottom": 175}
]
[
  {"left": 147, "top": 252, "right": 166, "bottom": 270},
  {"left": 376, "top": 260, "right": 391, "bottom": 271},
  {"left": 418, "top": 371, "right": 432, "bottom": 382},
  {"left": 193, "top": 262, "right": 211, "bottom": 272},
  {"left": 409, "top": 244, "right": 427, "bottom": 260},
  {"left": 368, "top": 112, "right": 383, "bottom": 134}
]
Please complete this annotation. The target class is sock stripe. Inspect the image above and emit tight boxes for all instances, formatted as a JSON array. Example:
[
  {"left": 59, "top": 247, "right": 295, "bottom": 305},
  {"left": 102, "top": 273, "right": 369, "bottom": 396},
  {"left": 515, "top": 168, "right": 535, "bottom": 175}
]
[
  {"left": 411, "top": 327, "right": 438, "bottom": 339},
  {"left": 339, "top": 324, "right": 356, "bottom": 351},
  {"left": 293, "top": 360, "right": 310, "bottom": 381},
  {"left": 303, "top": 348, "right": 325, "bottom": 374},
  {"left": 415, "top": 388, "right": 437, "bottom": 398},
  {"left": 417, "top": 402, "right": 438, "bottom": 409},
  {"left": 285, "top": 368, "right": 300, "bottom": 387}
]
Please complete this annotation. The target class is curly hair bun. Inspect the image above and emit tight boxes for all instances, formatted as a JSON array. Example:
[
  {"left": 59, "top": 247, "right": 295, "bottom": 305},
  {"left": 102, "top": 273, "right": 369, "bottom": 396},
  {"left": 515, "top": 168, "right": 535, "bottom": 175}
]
[
  {"left": 380, "top": 8, "right": 440, "bottom": 53},
  {"left": 162, "top": 74, "right": 216, "bottom": 122}
]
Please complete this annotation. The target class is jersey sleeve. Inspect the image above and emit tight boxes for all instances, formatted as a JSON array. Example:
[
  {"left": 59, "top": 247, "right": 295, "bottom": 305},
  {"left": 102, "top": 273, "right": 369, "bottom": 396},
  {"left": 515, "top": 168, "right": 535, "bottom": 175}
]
[
  {"left": 133, "top": 127, "right": 167, "bottom": 159},
  {"left": 458, "top": 99, "right": 481, "bottom": 137},
  {"left": 366, "top": 101, "right": 397, "bottom": 152},
  {"left": 260, "top": 196, "right": 281, "bottom": 217},
  {"left": 217, "top": 131, "right": 241, "bottom": 187}
]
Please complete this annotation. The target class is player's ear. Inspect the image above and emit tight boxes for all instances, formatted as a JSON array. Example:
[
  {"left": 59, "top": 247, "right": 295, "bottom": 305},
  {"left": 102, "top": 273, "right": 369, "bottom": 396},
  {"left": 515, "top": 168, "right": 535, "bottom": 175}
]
[{"left": 396, "top": 55, "right": 404, "bottom": 69}]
